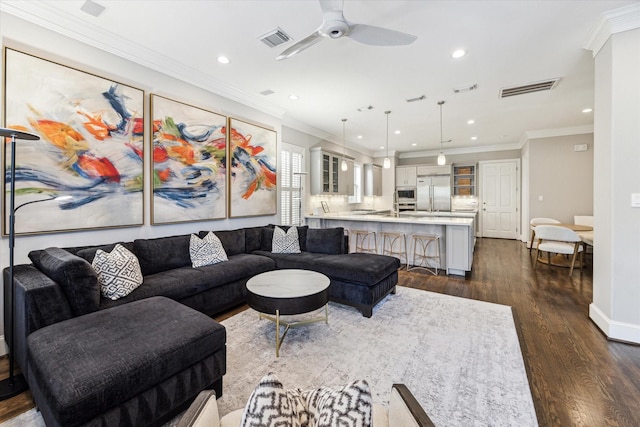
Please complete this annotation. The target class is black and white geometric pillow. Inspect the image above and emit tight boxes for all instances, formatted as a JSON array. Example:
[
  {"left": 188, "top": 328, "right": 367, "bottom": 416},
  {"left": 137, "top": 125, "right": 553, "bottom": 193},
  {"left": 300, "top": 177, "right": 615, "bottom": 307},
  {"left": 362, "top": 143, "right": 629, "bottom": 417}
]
[
  {"left": 272, "top": 226, "right": 301, "bottom": 254},
  {"left": 302, "top": 379, "right": 373, "bottom": 427},
  {"left": 240, "top": 373, "right": 307, "bottom": 427},
  {"left": 92, "top": 244, "right": 143, "bottom": 301},
  {"left": 190, "top": 232, "right": 228, "bottom": 268}
]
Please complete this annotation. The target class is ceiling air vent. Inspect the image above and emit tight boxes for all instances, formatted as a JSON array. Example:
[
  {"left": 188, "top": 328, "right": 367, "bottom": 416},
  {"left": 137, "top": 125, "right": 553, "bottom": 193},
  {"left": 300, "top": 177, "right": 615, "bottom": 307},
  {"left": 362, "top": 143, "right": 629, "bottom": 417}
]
[
  {"left": 259, "top": 28, "right": 291, "bottom": 48},
  {"left": 500, "top": 78, "right": 560, "bottom": 98}
]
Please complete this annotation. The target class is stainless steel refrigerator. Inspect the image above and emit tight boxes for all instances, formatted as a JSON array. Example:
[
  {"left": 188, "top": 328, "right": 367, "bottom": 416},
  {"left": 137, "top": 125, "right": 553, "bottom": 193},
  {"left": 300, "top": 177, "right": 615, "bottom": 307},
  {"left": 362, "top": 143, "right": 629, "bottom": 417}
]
[{"left": 417, "top": 175, "right": 451, "bottom": 211}]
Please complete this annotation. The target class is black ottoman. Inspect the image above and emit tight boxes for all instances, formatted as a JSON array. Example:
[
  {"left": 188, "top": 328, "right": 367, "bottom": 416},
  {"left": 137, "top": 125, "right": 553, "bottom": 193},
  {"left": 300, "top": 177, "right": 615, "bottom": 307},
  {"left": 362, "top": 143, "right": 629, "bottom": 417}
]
[{"left": 27, "top": 296, "right": 226, "bottom": 427}]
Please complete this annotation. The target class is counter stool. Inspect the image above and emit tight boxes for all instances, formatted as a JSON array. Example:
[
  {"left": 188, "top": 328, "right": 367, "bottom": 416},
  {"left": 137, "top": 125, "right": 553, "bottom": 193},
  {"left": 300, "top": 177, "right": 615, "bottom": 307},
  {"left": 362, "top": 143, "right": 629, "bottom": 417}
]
[
  {"left": 379, "top": 231, "right": 408, "bottom": 269},
  {"left": 409, "top": 234, "right": 441, "bottom": 275},
  {"left": 351, "top": 229, "right": 378, "bottom": 254}
]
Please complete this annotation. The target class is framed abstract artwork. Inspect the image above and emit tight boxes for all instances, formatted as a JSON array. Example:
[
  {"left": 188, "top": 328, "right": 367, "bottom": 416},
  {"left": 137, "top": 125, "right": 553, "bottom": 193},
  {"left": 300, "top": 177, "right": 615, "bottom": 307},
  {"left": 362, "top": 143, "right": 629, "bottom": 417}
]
[
  {"left": 228, "top": 118, "right": 277, "bottom": 218},
  {"left": 150, "top": 94, "right": 227, "bottom": 224},
  {"left": 2, "top": 48, "right": 144, "bottom": 235}
]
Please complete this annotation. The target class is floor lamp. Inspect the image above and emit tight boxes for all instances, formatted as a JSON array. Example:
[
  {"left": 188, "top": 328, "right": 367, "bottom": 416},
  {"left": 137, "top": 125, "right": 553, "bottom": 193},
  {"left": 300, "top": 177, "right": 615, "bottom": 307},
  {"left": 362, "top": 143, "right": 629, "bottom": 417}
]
[{"left": 0, "top": 127, "right": 40, "bottom": 400}]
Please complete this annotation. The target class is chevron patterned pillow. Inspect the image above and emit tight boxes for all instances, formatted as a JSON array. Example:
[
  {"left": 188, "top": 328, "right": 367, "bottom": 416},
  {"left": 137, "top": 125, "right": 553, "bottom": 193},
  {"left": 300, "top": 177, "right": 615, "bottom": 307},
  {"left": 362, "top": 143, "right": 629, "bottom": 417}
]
[
  {"left": 240, "top": 373, "right": 307, "bottom": 427},
  {"left": 302, "top": 379, "right": 373, "bottom": 427},
  {"left": 92, "top": 244, "right": 143, "bottom": 300},
  {"left": 272, "top": 226, "right": 301, "bottom": 254},
  {"left": 190, "top": 232, "right": 228, "bottom": 268}
]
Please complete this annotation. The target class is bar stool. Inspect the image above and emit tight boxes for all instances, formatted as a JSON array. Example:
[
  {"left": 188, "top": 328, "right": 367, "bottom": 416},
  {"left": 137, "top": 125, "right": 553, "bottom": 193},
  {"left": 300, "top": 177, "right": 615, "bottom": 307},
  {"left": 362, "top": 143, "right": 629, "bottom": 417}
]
[
  {"left": 379, "top": 231, "right": 408, "bottom": 269},
  {"left": 409, "top": 234, "right": 441, "bottom": 275},
  {"left": 350, "top": 229, "right": 377, "bottom": 254}
]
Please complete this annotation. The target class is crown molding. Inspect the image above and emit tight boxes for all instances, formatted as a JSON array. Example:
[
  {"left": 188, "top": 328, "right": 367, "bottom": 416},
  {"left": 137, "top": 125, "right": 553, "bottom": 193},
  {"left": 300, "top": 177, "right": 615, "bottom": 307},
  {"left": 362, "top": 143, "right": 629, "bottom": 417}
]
[
  {"left": 524, "top": 125, "right": 594, "bottom": 140},
  {"left": 583, "top": 3, "right": 640, "bottom": 56},
  {"left": 399, "top": 142, "right": 523, "bottom": 159},
  {"left": 0, "top": 1, "right": 286, "bottom": 119}
]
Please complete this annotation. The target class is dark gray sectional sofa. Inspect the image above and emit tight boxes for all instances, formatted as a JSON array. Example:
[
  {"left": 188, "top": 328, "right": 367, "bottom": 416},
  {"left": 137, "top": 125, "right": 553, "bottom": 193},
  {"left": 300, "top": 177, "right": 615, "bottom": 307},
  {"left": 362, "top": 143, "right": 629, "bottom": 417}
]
[{"left": 3, "top": 224, "right": 400, "bottom": 427}]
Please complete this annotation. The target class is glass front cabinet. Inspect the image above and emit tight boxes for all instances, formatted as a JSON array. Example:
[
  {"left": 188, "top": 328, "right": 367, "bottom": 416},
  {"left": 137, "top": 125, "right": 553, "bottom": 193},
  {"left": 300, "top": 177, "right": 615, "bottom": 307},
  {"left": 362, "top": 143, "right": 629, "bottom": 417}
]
[
  {"left": 311, "top": 147, "right": 353, "bottom": 195},
  {"left": 452, "top": 164, "right": 476, "bottom": 196}
]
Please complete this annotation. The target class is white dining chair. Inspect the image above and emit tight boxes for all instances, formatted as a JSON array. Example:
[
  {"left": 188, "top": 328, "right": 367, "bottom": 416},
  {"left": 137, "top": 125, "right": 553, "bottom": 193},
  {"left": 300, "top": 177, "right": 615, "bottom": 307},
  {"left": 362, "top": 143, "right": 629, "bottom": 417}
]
[
  {"left": 529, "top": 217, "right": 560, "bottom": 253},
  {"left": 533, "top": 225, "right": 584, "bottom": 276}
]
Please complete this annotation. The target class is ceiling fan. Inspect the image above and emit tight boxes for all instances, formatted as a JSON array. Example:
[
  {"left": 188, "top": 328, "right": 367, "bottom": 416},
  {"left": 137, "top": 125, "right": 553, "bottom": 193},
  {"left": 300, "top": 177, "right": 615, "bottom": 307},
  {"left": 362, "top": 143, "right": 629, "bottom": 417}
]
[{"left": 276, "top": 0, "right": 417, "bottom": 61}]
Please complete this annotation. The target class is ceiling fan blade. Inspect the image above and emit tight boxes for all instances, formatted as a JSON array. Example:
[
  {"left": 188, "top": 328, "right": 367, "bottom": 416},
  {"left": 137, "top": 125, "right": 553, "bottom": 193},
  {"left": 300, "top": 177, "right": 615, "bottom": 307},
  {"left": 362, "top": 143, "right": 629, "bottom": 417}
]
[
  {"left": 319, "top": 0, "right": 343, "bottom": 14},
  {"left": 348, "top": 24, "right": 417, "bottom": 46},
  {"left": 276, "top": 31, "right": 324, "bottom": 61}
]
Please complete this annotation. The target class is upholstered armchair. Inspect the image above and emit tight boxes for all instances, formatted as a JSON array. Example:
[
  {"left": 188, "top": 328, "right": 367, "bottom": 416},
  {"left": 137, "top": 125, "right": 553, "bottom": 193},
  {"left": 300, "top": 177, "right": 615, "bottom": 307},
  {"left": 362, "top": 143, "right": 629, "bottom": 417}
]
[{"left": 179, "top": 384, "right": 435, "bottom": 427}]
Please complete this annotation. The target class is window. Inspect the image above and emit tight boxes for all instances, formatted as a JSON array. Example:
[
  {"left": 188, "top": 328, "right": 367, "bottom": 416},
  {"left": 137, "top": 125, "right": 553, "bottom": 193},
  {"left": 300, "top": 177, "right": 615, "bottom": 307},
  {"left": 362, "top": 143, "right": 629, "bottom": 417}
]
[
  {"left": 348, "top": 163, "right": 362, "bottom": 204},
  {"left": 280, "top": 144, "right": 304, "bottom": 225}
]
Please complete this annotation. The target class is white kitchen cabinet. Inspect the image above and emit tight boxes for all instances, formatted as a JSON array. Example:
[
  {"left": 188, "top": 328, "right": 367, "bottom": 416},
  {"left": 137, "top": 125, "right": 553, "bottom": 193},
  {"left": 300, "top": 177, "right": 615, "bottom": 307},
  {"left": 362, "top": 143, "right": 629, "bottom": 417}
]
[
  {"left": 452, "top": 164, "right": 476, "bottom": 196},
  {"left": 310, "top": 147, "right": 353, "bottom": 195},
  {"left": 395, "top": 166, "right": 417, "bottom": 187},
  {"left": 446, "top": 222, "right": 475, "bottom": 275},
  {"left": 364, "top": 163, "right": 382, "bottom": 196},
  {"left": 417, "top": 165, "right": 452, "bottom": 176}
]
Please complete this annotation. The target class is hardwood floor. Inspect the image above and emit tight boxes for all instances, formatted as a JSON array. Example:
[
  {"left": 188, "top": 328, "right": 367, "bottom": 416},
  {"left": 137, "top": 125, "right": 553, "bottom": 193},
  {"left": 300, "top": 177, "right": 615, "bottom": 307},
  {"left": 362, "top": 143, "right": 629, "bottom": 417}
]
[{"left": 1, "top": 238, "right": 638, "bottom": 426}]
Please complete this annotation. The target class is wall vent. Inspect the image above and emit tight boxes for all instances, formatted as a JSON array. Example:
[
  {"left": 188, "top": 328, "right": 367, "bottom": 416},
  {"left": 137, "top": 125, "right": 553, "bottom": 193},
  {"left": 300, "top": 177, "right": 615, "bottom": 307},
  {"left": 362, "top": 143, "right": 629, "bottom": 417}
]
[
  {"left": 259, "top": 28, "right": 291, "bottom": 48},
  {"left": 500, "top": 78, "right": 560, "bottom": 98}
]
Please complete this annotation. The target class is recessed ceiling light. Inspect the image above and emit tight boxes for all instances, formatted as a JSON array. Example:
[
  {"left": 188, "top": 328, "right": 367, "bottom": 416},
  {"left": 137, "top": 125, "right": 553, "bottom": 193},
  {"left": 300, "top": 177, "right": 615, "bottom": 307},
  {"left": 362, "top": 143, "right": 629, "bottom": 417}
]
[
  {"left": 467, "top": 119, "right": 475, "bottom": 125},
  {"left": 471, "top": 136, "right": 478, "bottom": 141},
  {"left": 394, "top": 130, "right": 401, "bottom": 135},
  {"left": 380, "top": 146, "right": 385, "bottom": 150},
  {"left": 289, "top": 94, "right": 299, "bottom": 100},
  {"left": 217, "top": 56, "right": 230, "bottom": 64},
  {"left": 412, "top": 143, "right": 417, "bottom": 146},
  {"left": 357, "top": 135, "right": 363, "bottom": 139},
  {"left": 582, "top": 108, "right": 593, "bottom": 113},
  {"left": 452, "top": 49, "right": 466, "bottom": 59}
]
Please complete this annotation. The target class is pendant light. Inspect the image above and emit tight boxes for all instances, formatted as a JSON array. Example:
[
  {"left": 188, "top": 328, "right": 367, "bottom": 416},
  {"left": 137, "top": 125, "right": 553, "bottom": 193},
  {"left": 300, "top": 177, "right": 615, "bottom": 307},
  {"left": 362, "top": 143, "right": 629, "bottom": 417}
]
[
  {"left": 340, "top": 118, "right": 348, "bottom": 171},
  {"left": 437, "top": 101, "right": 446, "bottom": 166},
  {"left": 383, "top": 110, "right": 391, "bottom": 169}
]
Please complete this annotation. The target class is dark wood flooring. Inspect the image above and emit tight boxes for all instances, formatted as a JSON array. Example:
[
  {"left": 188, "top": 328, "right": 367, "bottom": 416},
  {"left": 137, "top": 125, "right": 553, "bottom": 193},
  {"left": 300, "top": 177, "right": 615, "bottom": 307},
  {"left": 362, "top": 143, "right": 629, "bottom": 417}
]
[{"left": 1, "top": 238, "right": 639, "bottom": 426}]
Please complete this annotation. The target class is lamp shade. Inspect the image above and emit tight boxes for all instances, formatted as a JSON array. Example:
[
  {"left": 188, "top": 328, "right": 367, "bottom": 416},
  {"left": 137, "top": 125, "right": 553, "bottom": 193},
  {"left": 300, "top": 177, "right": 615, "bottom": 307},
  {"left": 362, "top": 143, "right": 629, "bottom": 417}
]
[
  {"left": 437, "top": 152, "right": 446, "bottom": 165},
  {"left": 341, "top": 159, "right": 348, "bottom": 171},
  {"left": 383, "top": 157, "right": 391, "bottom": 169}
]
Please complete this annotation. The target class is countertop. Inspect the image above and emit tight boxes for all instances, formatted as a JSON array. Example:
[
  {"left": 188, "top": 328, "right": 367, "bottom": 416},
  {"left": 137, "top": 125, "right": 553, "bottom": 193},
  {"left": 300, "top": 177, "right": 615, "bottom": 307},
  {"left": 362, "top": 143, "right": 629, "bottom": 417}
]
[
  {"left": 305, "top": 213, "right": 474, "bottom": 226},
  {"left": 399, "top": 210, "right": 477, "bottom": 218}
]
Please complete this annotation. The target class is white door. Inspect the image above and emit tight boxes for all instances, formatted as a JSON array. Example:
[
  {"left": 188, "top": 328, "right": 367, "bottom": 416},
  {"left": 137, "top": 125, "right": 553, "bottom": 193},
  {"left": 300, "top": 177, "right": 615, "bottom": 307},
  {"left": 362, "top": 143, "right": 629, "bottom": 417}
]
[{"left": 480, "top": 160, "right": 519, "bottom": 239}]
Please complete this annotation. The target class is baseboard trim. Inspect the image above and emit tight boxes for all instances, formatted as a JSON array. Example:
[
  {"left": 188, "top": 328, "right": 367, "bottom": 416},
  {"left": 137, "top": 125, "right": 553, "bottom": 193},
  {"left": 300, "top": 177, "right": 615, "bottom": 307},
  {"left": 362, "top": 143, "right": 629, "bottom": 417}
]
[{"left": 589, "top": 303, "right": 640, "bottom": 344}]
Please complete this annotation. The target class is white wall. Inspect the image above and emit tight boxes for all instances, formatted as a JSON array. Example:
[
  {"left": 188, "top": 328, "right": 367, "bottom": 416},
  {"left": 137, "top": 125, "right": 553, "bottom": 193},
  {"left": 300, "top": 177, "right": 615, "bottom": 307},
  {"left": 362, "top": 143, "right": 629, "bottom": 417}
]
[
  {"left": 590, "top": 27, "right": 640, "bottom": 344},
  {"left": 527, "top": 133, "right": 594, "bottom": 224},
  {"left": 0, "top": 13, "right": 283, "bottom": 348}
]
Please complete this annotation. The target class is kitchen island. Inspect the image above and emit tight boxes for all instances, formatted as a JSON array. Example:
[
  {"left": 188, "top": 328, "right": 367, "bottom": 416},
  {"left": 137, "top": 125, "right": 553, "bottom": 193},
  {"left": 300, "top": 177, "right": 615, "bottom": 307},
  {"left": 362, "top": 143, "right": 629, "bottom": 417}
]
[{"left": 305, "top": 213, "right": 475, "bottom": 276}]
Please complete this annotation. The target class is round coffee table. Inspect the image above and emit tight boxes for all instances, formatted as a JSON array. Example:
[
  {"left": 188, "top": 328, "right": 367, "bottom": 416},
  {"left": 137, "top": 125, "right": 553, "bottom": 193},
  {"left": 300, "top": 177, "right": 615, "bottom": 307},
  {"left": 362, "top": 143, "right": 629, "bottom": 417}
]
[{"left": 246, "top": 269, "right": 330, "bottom": 357}]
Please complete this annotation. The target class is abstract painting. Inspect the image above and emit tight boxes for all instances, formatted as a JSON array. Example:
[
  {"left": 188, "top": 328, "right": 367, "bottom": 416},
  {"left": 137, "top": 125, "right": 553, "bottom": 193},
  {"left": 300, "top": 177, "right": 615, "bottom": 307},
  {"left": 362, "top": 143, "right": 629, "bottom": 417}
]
[
  {"left": 228, "top": 118, "right": 277, "bottom": 218},
  {"left": 150, "top": 95, "right": 227, "bottom": 224},
  {"left": 3, "top": 48, "right": 144, "bottom": 235}
]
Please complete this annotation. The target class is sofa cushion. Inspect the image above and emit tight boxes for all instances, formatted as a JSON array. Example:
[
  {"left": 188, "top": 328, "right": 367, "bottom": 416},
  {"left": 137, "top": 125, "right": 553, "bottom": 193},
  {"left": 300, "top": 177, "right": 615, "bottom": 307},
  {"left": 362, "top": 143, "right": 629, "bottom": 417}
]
[
  {"left": 27, "top": 296, "right": 226, "bottom": 427},
  {"left": 134, "top": 235, "right": 191, "bottom": 276},
  {"left": 244, "top": 226, "right": 265, "bottom": 253},
  {"left": 92, "top": 244, "right": 144, "bottom": 300},
  {"left": 261, "top": 225, "right": 308, "bottom": 252},
  {"left": 253, "top": 251, "right": 399, "bottom": 286},
  {"left": 272, "top": 226, "right": 301, "bottom": 254},
  {"left": 99, "top": 254, "right": 276, "bottom": 308},
  {"left": 306, "top": 227, "right": 345, "bottom": 255},
  {"left": 74, "top": 242, "right": 135, "bottom": 263},
  {"left": 28, "top": 248, "right": 100, "bottom": 316},
  {"left": 190, "top": 232, "right": 228, "bottom": 267},
  {"left": 200, "top": 229, "right": 246, "bottom": 256}
]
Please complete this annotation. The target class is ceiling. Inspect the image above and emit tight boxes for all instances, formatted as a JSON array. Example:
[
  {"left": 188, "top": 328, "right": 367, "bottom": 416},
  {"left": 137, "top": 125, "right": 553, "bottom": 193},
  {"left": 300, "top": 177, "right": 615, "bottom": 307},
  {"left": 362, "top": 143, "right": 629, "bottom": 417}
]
[{"left": 2, "top": 0, "right": 638, "bottom": 157}]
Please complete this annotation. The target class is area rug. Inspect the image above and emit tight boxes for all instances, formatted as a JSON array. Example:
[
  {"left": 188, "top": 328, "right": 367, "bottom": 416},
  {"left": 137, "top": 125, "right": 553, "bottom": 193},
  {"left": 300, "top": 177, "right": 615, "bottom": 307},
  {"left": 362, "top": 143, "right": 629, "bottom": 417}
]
[{"left": 1, "top": 287, "right": 538, "bottom": 426}]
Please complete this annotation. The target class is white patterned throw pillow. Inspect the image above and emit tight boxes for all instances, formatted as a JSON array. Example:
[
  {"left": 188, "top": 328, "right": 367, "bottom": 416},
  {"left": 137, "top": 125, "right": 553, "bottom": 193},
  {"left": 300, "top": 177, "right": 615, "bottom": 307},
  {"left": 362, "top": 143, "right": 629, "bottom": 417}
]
[
  {"left": 302, "top": 379, "right": 373, "bottom": 427},
  {"left": 272, "top": 226, "right": 301, "bottom": 254},
  {"left": 190, "top": 232, "right": 228, "bottom": 268},
  {"left": 92, "top": 244, "right": 143, "bottom": 300},
  {"left": 240, "top": 373, "right": 307, "bottom": 427}
]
